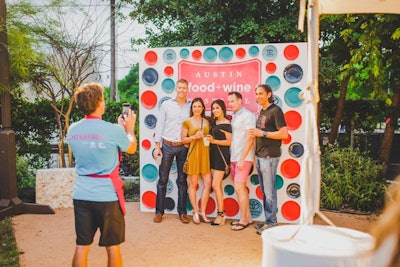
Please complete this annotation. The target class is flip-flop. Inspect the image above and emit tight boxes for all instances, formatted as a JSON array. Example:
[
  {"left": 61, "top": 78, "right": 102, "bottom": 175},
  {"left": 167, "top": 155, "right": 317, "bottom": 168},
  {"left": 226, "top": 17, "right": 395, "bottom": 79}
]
[
  {"left": 231, "top": 223, "right": 249, "bottom": 231},
  {"left": 231, "top": 220, "right": 254, "bottom": 226}
]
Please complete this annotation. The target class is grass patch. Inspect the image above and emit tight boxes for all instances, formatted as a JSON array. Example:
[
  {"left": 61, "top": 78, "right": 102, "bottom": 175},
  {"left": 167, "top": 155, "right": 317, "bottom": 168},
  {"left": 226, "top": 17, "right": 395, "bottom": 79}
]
[{"left": 0, "top": 217, "right": 20, "bottom": 267}]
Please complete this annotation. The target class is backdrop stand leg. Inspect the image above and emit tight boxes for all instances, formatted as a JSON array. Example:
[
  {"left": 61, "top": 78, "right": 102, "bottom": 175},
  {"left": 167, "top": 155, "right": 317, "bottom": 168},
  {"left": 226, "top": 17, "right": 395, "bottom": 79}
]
[
  {"left": 0, "top": 131, "right": 55, "bottom": 220},
  {"left": 0, "top": 198, "right": 55, "bottom": 220}
]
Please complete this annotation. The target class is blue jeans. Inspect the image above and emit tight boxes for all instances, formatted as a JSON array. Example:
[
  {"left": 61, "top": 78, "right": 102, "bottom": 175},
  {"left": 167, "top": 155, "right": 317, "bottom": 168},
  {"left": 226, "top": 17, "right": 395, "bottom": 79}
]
[
  {"left": 256, "top": 157, "right": 280, "bottom": 226},
  {"left": 156, "top": 143, "right": 188, "bottom": 215}
]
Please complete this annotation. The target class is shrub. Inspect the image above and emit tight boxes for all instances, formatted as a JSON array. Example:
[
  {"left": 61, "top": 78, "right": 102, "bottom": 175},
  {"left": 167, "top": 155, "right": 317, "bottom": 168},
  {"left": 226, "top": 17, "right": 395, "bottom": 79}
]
[
  {"left": 16, "top": 154, "right": 36, "bottom": 190},
  {"left": 320, "top": 145, "right": 386, "bottom": 212}
]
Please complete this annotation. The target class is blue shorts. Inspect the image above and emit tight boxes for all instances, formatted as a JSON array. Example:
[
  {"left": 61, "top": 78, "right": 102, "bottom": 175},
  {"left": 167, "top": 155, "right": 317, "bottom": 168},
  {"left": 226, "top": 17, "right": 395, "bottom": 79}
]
[{"left": 73, "top": 199, "right": 125, "bottom": 246}]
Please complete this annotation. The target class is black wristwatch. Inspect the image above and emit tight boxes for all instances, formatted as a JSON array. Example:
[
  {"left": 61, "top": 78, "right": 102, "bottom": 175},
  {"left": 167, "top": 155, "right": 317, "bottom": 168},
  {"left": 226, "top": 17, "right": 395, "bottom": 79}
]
[{"left": 263, "top": 131, "right": 268, "bottom": 138}]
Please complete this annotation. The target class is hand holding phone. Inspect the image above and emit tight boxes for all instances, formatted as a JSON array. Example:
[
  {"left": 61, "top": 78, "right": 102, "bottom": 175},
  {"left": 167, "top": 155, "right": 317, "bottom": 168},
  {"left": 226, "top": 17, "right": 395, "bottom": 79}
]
[{"left": 122, "top": 103, "right": 131, "bottom": 119}]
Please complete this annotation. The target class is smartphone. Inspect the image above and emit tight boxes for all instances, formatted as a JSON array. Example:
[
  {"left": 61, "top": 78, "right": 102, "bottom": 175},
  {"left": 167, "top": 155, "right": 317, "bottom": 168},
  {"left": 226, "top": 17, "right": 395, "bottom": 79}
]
[{"left": 122, "top": 103, "right": 131, "bottom": 117}]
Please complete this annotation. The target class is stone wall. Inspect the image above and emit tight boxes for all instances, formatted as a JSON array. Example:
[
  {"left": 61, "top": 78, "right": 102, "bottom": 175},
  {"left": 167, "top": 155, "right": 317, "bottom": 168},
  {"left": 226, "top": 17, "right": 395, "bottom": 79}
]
[{"left": 36, "top": 168, "right": 76, "bottom": 209}]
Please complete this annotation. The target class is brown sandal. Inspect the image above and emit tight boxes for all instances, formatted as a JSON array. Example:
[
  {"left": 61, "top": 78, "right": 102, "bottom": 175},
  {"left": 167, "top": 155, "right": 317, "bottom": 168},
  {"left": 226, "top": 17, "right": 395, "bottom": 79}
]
[
  {"left": 231, "top": 220, "right": 254, "bottom": 226},
  {"left": 231, "top": 223, "right": 249, "bottom": 231}
]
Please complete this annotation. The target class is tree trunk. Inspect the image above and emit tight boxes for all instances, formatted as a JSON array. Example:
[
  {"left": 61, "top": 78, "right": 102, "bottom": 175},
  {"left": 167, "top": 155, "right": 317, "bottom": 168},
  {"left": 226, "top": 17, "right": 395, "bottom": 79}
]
[
  {"left": 328, "top": 77, "right": 349, "bottom": 144},
  {"left": 65, "top": 98, "right": 74, "bottom": 167},
  {"left": 54, "top": 109, "right": 66, "bottom": 168},
  {"left": 378, "top": 89, "right": 400, "bottom": 178}
]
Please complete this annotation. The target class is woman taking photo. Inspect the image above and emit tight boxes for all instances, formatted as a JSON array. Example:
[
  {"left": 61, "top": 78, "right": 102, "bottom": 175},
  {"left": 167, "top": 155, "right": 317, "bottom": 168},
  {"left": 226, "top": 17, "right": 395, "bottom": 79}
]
[
  {"left": 207, "top": 99, "right": 232, "bottom": 226},
  {"left": 181, "top": 98, "right": 212, "bottom": 224}
]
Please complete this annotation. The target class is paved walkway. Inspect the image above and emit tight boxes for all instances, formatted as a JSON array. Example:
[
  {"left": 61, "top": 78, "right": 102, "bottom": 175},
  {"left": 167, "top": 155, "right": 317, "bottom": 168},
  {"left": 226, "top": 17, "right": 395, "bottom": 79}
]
[{"left": 13, "top": 202, "right": 263, "bottom": 267}]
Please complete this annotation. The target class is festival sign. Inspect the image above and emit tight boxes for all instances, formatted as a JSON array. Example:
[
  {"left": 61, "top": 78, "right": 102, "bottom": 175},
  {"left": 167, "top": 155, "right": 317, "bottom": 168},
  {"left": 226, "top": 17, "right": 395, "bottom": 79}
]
[
  {"left": 179, "top": 59, "right": 261, "bottom": 112},
  {"left": 139, "top": 43, "right": 307, "bottom": 224}
]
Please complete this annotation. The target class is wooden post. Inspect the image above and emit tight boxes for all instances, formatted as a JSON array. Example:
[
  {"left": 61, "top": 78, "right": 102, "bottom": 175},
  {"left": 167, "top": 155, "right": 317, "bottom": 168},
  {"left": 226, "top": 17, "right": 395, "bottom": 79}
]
[{"left": 0, "top": 0, "right": 54, "bottom": 219}]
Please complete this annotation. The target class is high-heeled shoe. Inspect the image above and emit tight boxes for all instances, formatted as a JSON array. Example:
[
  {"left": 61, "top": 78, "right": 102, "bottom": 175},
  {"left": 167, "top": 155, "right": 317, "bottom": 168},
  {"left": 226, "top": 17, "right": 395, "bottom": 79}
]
[
  {"left": 192, "top": 212, "right": 200, "bottom": 224},
  {"left": 211, "top": 211, "right": 225, "bottom": 226},
  {"left": 199, "top": 210, "right": 210, "bottom": 223}
]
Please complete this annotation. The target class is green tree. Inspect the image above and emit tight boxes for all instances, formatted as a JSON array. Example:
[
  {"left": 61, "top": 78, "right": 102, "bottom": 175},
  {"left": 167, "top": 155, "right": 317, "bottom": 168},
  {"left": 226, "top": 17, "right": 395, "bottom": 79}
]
[
  {"left": 118, "top": 63, "right": 140, "bottom": 104},
  {"left": 126, "top": 0, "right": 307, "bottom": 47},
  {"left": 11, "top": 89, "right": 56, "bottom": 168},
  {"left": 338, "top": 14, "right": 400, "bottom": 176},
  {"left": 8, "top": 0, "right": 110, "bottom": 167},
  {"left": 104, "top": 63, "right": 140, "bottom": 104}
]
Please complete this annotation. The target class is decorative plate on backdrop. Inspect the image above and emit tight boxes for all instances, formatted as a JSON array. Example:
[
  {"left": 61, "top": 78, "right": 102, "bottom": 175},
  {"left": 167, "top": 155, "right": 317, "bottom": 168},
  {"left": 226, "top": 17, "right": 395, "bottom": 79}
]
[
  {"left": 141, "top": 164, "right": 158, "bottom": 182},
  {"left": 163, "top": 49, "right": 176, "bottom": 64},
  {"left": 249, "top": 198, "right": 263, "bottom": 218},
  {"left": 180, "top": 48, "right": 190, "bottom": 59},
  {"left": 219, "top": 47, "right": 233, "bottom": 62},
  {"left": 284, "top": 110, "right": 302, "bottom": 131},
  {"left": 235, "top": 47, "right": 246, "bottom": 59},
  {"left": 281, "top": 159, "right": 300, "bottom": 179},
  {"left": 158, "top": 96, "right": 172, "bottom": 109},
  {"left": 262, "top": 45, "right": 278, "bottom": 61},
  {"left": 144, "top": 114, "right": 157, "bottom": 129},
  {"left": 192, "top": 50, "right": 202, "bottom": 60},
  {"left": 266, "top": 62, "right": 277, "bottom": 74},
  {"left": 288, "top": 142, "right": 304, "bottom": 158},
  {"left": 284, "top": 44, "right": 300, "bottom": 60},
  {"left": 283, "top": 64, "right": 303, "bottom": 84},
  {"left": 161, "top": 78, "right": 175, "bottom": 93},
  {"left": 204, "top": 47, "right": 218, "bottom": 62},
  {"left": 140, "top": 90, "right": 157, "bottom": 109},
  {"left": 286, "top": 183, "right": 300, "bottom": 199},
  {"left": 276, "top": 175, "right": 284, "bottom": 189},
  {"left": 164, "top": 66, "right": 174, "bottom": 77},
  {"left": 141, "top": 139, "right": 151, "bottom": 150},
  {"left": 266, "top": 76, "right": 281, "bottom": 91},
  {"left": 284, "top": 87, "right": 303, "bottom": 107},
  {"left": 249, "top": 45, "right": 260, "bottom": 57},
  {"left": 272, "top": 95, "right": 282, "bottom": 108},
  {"left": 144, "top": 51, "right": 158, "bottom": 65},
  {"left": 281, "top": 201, "right": 300, "bottom": 221},
  {"left": 142, "top": 68, "right": 158, "bottom": 86}
]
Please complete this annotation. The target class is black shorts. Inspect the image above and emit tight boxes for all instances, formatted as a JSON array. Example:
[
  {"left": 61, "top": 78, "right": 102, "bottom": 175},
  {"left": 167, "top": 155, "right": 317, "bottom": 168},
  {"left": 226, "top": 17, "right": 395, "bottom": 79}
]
[{"left": 73, "top": 199, "right": 125, "bottom": 246}]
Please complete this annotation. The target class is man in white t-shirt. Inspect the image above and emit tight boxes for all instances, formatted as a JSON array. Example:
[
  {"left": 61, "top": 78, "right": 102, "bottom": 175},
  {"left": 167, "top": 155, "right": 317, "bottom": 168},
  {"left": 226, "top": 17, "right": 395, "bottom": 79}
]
[{"left": 227, "top": 92, "right": 256, "bottom": 231}]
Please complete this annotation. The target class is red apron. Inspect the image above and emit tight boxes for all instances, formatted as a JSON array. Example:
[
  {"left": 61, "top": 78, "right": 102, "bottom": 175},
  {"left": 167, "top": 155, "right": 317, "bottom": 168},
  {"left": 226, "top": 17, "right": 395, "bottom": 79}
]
[{"left": 88, "top": 151, "right": 126, "bottom": 215}]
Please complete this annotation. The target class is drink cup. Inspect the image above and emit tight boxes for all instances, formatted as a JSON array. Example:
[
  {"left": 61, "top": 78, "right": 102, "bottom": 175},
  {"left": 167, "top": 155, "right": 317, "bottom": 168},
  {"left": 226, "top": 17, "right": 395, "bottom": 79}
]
[
  {"left": 203, "top": 137, "right": 210, "bottom": 146},
  {"left": 155, "top": 155, "right": 162, "bottom": 165}
]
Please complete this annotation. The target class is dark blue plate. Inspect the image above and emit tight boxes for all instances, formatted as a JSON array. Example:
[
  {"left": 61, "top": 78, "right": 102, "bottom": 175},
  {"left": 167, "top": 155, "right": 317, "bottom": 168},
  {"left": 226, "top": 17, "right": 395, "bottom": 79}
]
[
  {"left": 144, "top": 114, "right": 157, "bottom": 129},
  {"left": 283, "top": 64, "right": 303, "bottom": 84},
  {"left": 142, "top": 68, "right": 159, "bottom": 86}
]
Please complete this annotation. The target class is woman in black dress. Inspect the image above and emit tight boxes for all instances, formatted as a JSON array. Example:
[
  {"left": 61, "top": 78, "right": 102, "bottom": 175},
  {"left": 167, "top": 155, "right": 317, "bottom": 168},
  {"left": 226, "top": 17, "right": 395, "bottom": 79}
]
[{"left": 206, "top": 99, "right": 232, "bottom": 226}]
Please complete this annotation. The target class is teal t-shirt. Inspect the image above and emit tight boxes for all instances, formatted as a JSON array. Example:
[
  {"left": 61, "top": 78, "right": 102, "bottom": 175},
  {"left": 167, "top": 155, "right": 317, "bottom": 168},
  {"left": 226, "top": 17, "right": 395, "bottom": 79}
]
[{"left": 67, "top": 118, "right": 130, "bottom": 202}]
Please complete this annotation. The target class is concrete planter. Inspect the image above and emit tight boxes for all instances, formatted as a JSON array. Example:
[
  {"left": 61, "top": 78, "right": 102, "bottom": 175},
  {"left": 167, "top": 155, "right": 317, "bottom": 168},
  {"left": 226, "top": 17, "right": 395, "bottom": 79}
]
[
  {"left": 36, "top": 168, "right": 139, "bottom": 209},
  {"left": 36, "top": 168, "right": 76, "bottom": 209}
]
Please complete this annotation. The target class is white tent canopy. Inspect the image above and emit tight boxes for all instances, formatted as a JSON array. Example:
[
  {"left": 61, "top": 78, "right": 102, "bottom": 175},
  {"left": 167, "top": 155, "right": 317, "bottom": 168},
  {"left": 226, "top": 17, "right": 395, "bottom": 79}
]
[
  {"left": 299, "top": 0, "right": 400, "bottom": 225},
  {"left": 319, "top": 0, "right": 400, "bottom": 15}
]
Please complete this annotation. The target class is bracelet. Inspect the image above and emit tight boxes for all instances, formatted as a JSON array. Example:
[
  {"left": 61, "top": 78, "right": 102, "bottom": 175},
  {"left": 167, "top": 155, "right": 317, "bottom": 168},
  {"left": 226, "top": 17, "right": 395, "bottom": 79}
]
[{"left": 127, "top": 134, "right": 135, "bottom": 142}]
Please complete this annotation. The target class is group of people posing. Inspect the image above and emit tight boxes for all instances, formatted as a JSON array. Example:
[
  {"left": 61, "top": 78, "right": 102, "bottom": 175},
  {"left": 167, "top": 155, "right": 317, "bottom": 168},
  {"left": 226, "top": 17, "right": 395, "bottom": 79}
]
[
  {"left": 152, "top": 79, "right": 288, "bottom": 235},
  {"left": 66, "top": 79, "right": 288, "bottom": 265}
]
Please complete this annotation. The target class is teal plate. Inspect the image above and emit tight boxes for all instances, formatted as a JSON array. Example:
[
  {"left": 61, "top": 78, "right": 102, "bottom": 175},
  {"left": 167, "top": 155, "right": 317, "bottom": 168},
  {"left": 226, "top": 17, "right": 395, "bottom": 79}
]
[
  {"left": 204, "top": 47, "right": 218, "bottom": 62},
  {"left": 219, "top": 47, "right": 233, "bottom": 62},
  {"left": 284, "top": 87, "right": 303, "bottom": 107}
]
